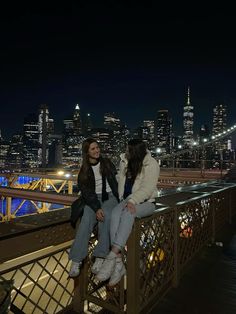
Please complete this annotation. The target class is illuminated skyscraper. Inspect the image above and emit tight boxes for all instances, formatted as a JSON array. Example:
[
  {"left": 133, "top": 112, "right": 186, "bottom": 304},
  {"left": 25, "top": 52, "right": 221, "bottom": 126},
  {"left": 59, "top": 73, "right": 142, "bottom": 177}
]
[
  {"left": 104, "top": 112, "right": 121, "bottom": 129},
  {"left": 84, "top": 113, "right": 93, "bottom": 135},
  {"left": 143, "top": 120, "right": 155, "bottom": 152},
  {"left": 212, "top": 104, "right": 227, "bottom": 136},
  {"left": 7, "top": 134, "right": 23, "bottom": 168},
  {"left": 62, "top": 108, "right": 84, "bottom": 165},
  {"left": 23, "top": 113, "right": 39, "bottom": 168},
  {"left": 212, "top": 103, "right": 228, "bottom": 153},
  {"left": 183, "top": 87, "right": 194, "bottom": 148},
  {"left": 0, "top": 135, "right": 9, "bottom": 168},
  {"left": 73, "top": 104, "right": 82, "bottom": 135},
  {"left": 103, "top": 112, "right": 127, "bottom": 166},
  {"left": 38, "top": 104, "right": 49, "bottom": 167},
  {"left": 155, "top": 110, "right": 172, "bottom": 154}
]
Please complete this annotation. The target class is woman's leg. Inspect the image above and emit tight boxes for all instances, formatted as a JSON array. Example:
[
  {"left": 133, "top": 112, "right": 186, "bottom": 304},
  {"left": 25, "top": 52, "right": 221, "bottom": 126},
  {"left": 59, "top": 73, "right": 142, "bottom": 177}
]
[
  {"left": 112, "top": 201, "right": 155, "bottom": 250},
  {"left": 93, "top": 195, "right": 118, "bottom": 258},
  {"left": 96, "top": 201, "right": 155, "bottom": 283},
  {"left": 110, "top": 200, "right": 126, "bottom": 246},
  {"left": 69, "top": 205, "right": 97, "bottom": 263}
]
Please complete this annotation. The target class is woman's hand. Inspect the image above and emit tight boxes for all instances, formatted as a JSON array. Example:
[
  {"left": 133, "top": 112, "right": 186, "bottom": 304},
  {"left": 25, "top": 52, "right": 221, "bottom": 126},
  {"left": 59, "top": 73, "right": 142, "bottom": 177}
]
[
  {"left": 96, "top": 209, "right": 105, "bottom": 221},
  {"left": 126, "top": 201, "right": 136, "bottom": 214}
]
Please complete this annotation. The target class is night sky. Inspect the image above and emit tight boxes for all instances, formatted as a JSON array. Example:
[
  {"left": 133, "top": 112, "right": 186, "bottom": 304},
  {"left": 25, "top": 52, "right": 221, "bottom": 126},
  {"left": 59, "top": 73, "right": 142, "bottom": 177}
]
[{"left": 0, "top": 3, "right": 236, "bottom": 142}]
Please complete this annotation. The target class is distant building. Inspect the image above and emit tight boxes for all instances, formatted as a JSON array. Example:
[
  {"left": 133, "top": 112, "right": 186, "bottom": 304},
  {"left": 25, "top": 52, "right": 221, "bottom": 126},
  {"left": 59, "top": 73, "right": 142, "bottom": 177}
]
[
  {"left": 90, "top": 128, "right": 113, "bottom": 158},
  {"left": 155, "top": 109, "right": 173, "bottom": 154},
  {"left": 62, "top": 114, "right": 84, "bottom": 165},
  {"left": 38, "top": 104, "right": 54, "bottom": 167},
  {"left": 212, "top": 103, "right": 230, "bottom": 162},
  {"left": 22, "top": 113, "right": 39, "bottom": 168},
  {"left": 143, "top": 120, "right": 155, "bottom": 152},
  {"left": 199, "top": 124, "right": 210, "bottom": 143},
  {"left": 84, "top": 113, "right": 93, "bottom": 135},
  {"left": 183, "top": 87, "right": 194, "bottom": 148},
  {"left": 103, "top": 113, "right": 127, "bottom": 165},
  {"left": 48, "top": 134, "right": 63, "bottom": 167},
  {"left": 73, "top": 104, "right": 82, "bottom": 135},
  {"left": 104, "top": 112, "right": 121, "bottom": 129},
  {"left": 0, "top": 138, "right": 10, "bottom": 168},
  {"left": 38, "top": 104, "right": 49, "bottom": 167},
  {"left": 7, "top": 134, "right": 23, "bottom": 169}
]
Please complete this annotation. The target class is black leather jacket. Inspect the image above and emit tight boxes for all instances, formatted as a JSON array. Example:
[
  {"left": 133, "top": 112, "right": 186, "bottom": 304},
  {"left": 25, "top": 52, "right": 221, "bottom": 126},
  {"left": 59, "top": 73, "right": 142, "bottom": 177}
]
[{"left": 77, "top": 157, "right": 119, "bottom": 212}]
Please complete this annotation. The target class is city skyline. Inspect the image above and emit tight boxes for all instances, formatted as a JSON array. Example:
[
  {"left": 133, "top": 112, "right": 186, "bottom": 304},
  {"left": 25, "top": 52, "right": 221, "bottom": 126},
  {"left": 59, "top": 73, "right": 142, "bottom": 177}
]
[
  {"left": 0, "top": 94, "right": 234, "bottom": 141},
  {"left": 1, "top": 4, "right": 236, "bottom": 139}
]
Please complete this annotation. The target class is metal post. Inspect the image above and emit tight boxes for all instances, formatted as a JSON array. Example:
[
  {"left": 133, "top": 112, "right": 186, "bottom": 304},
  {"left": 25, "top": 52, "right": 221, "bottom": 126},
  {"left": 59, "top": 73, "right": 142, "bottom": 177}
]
[
  {"left": 229, "top": 189, "right": 232, "bottom": 224},
  {"left": 211, "top": 197, "right": 216, "bottom": 244},
  {"left": 127, "top": 219, "right": 141, "bottom": 314},
  {"left": 68, "top": 180, "right": 73, "bottom": 195},
  {"left": 73, "top": 259, "right": 87, "bottom": 312},
  {"left": 6, "top": 197, "right": 12, "bottom": 221},
  {"left": 173, "top": 208, "right": 180, "bottom": 287}
]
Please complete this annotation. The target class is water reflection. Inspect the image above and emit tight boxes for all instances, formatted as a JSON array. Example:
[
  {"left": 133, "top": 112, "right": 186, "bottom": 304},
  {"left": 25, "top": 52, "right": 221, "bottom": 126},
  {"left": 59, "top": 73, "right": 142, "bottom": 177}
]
[{"left": 0, "top": 198, "right": 63, "bottom": 217}]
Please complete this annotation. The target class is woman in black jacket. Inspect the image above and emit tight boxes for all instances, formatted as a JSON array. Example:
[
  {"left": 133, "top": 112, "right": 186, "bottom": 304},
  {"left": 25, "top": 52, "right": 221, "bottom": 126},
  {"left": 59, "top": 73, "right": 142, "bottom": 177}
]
[{"left": 69, "top": 138, "right": 119, "bottom": 277}]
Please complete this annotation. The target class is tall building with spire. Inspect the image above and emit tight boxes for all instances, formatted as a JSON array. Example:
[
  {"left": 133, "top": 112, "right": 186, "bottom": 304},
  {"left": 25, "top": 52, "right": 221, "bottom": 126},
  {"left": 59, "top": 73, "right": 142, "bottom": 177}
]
[
  {"left": 183, "top": 87, "right": 194, "bottom": 148},
  {"left": 73, "top": 104, "right": 82, "bottom": 135}
]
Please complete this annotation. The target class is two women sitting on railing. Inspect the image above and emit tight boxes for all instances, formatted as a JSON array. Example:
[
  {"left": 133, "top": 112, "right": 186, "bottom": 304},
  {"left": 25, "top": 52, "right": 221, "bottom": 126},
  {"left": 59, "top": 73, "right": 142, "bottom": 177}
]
[{"left": 69, "top": 138, "right": 160, "bottom": 286}]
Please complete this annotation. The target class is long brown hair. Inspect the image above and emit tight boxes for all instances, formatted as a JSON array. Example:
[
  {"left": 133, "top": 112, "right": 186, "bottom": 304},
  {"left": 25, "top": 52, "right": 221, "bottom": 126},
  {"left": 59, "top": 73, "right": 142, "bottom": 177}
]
[
  {"left": 126, "top": 139, "right": 147, "bottom": 183},
  {"left": 79, "top": 138, "right": 112, "bottom": 183}
]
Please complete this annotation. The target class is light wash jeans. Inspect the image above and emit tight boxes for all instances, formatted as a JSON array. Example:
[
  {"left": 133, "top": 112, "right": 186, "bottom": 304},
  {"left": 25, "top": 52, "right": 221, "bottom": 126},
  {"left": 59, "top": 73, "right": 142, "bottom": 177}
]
[
  {"left": 69, "top": 193, "right": 118, "bottom": 263},
  {"left": 110, "top": 200, "right": 155, "bottom": 250}
]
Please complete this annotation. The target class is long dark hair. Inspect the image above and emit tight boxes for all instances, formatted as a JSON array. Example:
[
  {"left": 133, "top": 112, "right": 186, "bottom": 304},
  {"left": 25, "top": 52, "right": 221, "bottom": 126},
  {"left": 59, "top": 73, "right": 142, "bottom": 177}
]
[
  {"left": 79, "top": 138, "right": 112, "bottom": 183},
  {"left": 126, "top": 139, "right": 147, "bottom": 183}
]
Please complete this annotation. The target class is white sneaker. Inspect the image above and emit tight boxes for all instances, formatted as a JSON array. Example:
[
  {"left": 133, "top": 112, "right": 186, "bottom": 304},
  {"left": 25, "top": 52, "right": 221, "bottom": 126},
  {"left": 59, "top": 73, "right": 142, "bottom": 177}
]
[
  {"left": 108, "top": 258, "right": 126, "bottom": 286},
  {"left": 91, "top": 258, "right": 104, "bottom": 275},
  {"left": 69, "top": 261, "right": 82, "bottom": 278},
  {"left": 96, "top": 251, "right": 116, "bottom": 281}
]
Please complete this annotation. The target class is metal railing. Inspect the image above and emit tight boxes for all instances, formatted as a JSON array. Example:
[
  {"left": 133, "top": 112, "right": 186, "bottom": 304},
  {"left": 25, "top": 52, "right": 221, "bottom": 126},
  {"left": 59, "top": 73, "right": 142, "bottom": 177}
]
[
  {"left": 0, "top": 187, "right": 76, "bottom": 221},
  {"left": 0, "top": 182, "right": 236, "bottom": 313}
]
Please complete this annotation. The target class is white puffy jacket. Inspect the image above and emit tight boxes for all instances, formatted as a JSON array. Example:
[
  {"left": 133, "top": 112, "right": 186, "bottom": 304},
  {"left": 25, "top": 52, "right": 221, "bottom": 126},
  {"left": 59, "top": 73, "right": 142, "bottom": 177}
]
[{"left": 117, "top": 151, "right": 160, "bottom": 204}]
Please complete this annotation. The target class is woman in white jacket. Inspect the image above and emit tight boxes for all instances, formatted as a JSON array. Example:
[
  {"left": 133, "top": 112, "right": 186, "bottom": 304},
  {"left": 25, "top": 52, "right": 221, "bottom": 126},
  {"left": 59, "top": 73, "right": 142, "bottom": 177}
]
[{"left": 96, "top": 139, "right": 160, "bottom": 286}]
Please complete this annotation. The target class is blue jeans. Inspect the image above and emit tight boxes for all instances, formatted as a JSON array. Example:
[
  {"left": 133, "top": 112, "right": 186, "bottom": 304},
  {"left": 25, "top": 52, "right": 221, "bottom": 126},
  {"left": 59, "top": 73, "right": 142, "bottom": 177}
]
[
  {"left": 110, "top": 200, "right": 155, "bottom": 250},
  {"left": 69, "top": 193, "right": 118, "bottom": 263}
]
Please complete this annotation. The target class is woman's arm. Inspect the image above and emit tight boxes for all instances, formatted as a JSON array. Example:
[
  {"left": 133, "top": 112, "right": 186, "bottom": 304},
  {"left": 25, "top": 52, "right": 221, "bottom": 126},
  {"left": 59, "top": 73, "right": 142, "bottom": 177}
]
[{"left": 77, "top": 172, "right": 101, "bottom": 212}]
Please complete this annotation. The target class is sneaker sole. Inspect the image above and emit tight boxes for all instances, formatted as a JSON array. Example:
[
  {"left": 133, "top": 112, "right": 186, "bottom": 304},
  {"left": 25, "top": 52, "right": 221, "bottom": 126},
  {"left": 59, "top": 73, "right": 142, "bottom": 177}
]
[{"left": 108, "top": 268, "right": 126, "bottom": 287}]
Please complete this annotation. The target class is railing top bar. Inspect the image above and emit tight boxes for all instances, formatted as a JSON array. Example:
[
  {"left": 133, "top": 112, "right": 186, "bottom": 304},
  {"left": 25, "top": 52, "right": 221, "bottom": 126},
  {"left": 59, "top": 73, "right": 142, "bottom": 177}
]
[
  {"left": 156, "top": 181, "right": 236, "bottom": 206},
  {"left": 0, "top": 240, "right": 73, "bottom": 274},
  {"left": 157, "top": 191, "right": 207, "bottom": 207},
  {"left": 0, "top": 187, "right": 77, "bottom": 205},
  {"left": 0, "top": 208, "right": 71, "bottom": 240},
  {"left": 159, "top": 180, "right": 235, "bottom": 195}
]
